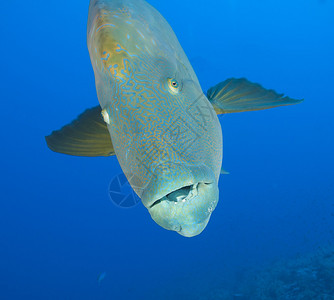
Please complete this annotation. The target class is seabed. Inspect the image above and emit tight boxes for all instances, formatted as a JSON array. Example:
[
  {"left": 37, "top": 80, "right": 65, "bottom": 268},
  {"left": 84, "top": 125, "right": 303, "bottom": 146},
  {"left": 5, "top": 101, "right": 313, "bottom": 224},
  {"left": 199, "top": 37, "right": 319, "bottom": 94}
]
[{"left": 201, "top": 246, "right": 334, "bottom": 300}]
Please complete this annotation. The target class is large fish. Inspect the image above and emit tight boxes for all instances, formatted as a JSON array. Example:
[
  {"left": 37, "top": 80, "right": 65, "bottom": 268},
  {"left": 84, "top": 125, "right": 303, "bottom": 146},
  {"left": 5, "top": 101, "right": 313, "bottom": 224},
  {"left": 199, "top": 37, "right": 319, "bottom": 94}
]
[{"left": 46, "top": 0, "right": 302, "bottom": 237}]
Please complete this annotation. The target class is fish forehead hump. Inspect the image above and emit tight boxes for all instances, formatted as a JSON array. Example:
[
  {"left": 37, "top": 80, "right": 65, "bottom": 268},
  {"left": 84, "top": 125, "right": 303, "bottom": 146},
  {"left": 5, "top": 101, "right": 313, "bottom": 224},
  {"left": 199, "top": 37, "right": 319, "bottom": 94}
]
[{"left": 87, "top": 0, "right": 199, "bottom": 88}]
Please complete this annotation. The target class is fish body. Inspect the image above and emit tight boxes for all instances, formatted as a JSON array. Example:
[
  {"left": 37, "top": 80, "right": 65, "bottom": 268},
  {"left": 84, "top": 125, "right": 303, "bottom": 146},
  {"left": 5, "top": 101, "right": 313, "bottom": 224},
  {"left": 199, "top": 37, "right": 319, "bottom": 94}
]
[
  {"left": 46, "top": 0, "right": 302, "bottom": 237},
  {"left": 87, "top": 0, "right": 222, "bottom": 236}
]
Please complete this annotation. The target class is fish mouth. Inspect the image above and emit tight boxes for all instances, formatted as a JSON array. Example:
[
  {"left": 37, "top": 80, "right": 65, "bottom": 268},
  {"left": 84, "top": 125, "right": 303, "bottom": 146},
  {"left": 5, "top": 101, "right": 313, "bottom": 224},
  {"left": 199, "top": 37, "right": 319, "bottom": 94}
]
[
  {"left": 150, "top": 182, "right": 211, "bottom": 209},
  {"left": 141, "top": 163, "right": 216, "bottom": 209},
  {"left": 147, "top": 179, "right": 219, "bottom": 237}
]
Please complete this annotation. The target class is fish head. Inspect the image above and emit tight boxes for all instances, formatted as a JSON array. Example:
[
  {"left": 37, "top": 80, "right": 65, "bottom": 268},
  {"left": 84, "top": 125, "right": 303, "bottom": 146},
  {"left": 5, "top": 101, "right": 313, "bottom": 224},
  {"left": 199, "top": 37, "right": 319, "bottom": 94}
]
[
  {"left": 121, "top": 50, "right": 222, "bottom": 237},
  {"left": 124, "top": 54, "right": 222, "bottom": 237},
  {"left": 135, "top": 58, "right": 222, "bottom": 238},
  {"left": 117, "top": 56, "right": 222, "bottom": 237}
]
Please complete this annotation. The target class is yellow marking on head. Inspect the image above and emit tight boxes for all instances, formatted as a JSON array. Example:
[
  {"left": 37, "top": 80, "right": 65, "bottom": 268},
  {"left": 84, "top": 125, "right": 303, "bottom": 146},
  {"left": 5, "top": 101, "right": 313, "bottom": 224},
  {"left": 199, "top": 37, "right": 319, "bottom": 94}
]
[{"left": 96, "top": 23, "right": 115, "bottom": 33}]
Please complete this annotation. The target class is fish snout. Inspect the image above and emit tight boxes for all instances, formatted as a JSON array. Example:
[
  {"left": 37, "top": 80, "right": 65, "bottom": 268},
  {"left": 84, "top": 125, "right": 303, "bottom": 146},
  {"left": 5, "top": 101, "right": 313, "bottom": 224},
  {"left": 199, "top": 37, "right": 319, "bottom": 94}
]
[
  {"left": 149, "top": 181, "right": 218, "bottom": 237},
  {"left": 143, "top": 164, "right": 219, "bottom": 237}
]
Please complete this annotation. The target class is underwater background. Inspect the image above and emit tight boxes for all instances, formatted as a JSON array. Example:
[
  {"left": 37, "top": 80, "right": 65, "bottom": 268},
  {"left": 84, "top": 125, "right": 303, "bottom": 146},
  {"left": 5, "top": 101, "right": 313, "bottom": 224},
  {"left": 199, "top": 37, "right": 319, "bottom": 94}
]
[{"left": 1, "top": 0, "right": 334, "bottom": 299}]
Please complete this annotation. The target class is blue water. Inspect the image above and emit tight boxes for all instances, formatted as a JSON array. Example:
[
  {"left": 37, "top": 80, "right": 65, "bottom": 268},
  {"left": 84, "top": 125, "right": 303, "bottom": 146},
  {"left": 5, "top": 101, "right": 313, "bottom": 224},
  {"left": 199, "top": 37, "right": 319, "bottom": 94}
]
[{"left": 1, "top": 0, "right": 333, "bottom": 299}]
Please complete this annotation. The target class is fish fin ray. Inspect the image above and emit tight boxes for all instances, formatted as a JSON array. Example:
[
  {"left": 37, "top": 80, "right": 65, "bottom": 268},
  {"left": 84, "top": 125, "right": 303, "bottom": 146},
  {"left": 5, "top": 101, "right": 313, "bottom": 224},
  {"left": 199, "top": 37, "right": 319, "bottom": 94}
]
[
  {"left": 207, "top": 78, "right": 303, "bottom": 114},
  {"left": 45, "top": 106, "right": 115, "bottom": 157}
]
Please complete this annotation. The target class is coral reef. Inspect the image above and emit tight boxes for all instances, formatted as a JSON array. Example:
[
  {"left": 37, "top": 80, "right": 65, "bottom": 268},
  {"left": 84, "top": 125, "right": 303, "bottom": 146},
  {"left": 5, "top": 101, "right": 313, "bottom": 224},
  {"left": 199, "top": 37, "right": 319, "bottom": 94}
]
[{"left": 237, "top": 246, "right": 334, "bottom": 299}]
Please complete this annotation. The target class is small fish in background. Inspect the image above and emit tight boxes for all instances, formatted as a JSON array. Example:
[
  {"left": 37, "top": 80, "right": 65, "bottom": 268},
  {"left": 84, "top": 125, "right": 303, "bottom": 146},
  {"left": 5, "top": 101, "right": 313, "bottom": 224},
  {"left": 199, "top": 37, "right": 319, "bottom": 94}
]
[
  {"left": 97, "top": 272, "right": 107, "bottom": 286},
  {"left": 46, "top": 0, "right": 303, "bottom": 237}
]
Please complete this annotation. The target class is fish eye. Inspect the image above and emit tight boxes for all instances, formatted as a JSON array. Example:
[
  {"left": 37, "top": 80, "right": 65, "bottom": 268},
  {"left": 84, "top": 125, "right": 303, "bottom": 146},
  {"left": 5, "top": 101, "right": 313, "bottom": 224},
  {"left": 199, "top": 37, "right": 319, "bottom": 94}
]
[
  {"left": 168, "top": 78, "right": 181, "bottom": 93},
  {"left": 171, "top": 80, "right": 178, "bottom": 88}
]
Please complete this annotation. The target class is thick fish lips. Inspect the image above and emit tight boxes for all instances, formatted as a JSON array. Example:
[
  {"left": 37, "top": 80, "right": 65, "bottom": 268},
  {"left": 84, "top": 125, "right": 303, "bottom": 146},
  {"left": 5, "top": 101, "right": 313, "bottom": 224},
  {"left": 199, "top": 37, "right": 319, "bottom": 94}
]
[{"left": 141, "top": 164, "right": 219, "bottom": 237}]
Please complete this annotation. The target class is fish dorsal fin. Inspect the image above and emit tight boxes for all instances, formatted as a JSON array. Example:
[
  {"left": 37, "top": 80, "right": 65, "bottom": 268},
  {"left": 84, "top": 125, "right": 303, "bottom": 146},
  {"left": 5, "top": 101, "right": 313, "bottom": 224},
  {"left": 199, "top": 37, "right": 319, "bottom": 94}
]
[
  {"left": 45, "top": 106, "right": 115, "bottom": 157},
  {"left": 207, "top": 78, "right": 303, "bottom": 114}
]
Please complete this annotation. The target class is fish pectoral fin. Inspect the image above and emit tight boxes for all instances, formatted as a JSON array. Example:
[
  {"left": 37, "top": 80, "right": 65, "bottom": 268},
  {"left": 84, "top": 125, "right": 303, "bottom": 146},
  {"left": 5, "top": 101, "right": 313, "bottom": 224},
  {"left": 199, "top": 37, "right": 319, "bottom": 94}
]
[
  {"left": 45, "top": 106, "right": 115, "bottom": 157},
  {"left": 207, "top": 78, "right": 303, "bottom": 114}
]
